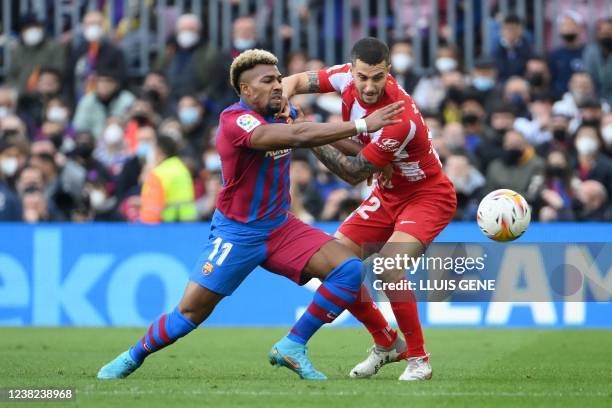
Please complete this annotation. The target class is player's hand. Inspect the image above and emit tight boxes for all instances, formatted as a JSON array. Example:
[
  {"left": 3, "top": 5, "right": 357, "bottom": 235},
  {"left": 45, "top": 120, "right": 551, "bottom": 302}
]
[
  {"left": 291, "top": 104, "right": 306, "bottom": 123},
  {"left": 379, "top": 163, "right": 394, "bottom": 188},
  {"left": 364, "top": 101, "right": 405, "bottom": 132},
  {"left": 275, "top": 95, "right": 291, "bottom": 120}
]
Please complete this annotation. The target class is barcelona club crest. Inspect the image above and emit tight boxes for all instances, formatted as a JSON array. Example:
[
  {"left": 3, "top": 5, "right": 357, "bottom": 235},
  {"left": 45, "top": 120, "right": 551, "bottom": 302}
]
[{"left": 202, "top": 261, "right": 214, "bottom": 275}]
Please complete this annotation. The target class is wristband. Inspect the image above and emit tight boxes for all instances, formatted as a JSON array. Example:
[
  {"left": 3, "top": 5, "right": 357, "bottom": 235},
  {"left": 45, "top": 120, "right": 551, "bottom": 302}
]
[{"left": 354, "top": 118, "right": 367, "bottom": 134}]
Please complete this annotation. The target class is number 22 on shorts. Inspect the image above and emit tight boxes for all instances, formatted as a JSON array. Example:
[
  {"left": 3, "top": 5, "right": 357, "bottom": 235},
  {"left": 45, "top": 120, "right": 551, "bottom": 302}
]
[{"left": 355, "top": 196, "right": 381, "bottom": 220}]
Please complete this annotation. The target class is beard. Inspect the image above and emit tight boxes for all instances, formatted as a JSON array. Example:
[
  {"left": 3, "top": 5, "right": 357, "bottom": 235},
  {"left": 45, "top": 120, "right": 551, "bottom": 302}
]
[{"left": 264, "top": 100, "right": 282, "bottom": 116}]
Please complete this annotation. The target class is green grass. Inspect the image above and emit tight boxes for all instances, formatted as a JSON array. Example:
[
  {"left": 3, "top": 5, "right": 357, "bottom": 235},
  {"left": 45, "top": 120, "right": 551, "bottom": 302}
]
[{"left": 0, "top": 328, "right": 611, "bottom": 407}]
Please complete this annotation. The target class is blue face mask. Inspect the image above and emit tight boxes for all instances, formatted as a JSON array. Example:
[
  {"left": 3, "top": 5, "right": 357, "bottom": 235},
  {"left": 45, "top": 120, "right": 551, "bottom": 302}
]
[
  {"left": 472, "top": 76, "right": 495, "bottom": 91},
  {"left": 136, "top": 142, "right": 152, "bottom": 159},
  {"left": 179, "top": 108, "right": 200, "bottom": 126}
]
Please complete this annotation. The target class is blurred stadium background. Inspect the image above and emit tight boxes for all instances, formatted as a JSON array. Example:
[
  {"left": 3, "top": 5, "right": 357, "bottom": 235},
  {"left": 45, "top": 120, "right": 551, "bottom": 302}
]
[{"left": 0, "top": 0, "right": 611, "bottom": 354}]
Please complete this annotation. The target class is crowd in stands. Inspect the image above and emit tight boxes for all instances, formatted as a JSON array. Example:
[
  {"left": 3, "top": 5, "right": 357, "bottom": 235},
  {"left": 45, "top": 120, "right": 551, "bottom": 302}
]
[{"left": 0, "top": 7, "right": 612, "bottom": 223}]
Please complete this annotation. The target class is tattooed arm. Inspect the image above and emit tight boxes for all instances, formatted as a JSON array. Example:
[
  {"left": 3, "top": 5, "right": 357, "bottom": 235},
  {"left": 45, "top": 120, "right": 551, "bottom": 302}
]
[
  {"left": 311, "top": 145, "right": 381, "bottom": 185},
  {"left": 281, "top": 71, "right": 320, "bottom": 98}
]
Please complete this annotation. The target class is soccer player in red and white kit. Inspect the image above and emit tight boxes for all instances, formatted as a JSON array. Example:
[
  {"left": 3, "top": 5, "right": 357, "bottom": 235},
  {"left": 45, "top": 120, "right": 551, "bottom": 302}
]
[{"left": 282, "top": 38, "right": 457, "bottom": 380}]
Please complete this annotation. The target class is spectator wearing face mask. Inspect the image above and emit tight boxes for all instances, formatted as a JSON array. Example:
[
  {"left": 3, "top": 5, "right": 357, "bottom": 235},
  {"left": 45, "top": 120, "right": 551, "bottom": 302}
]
[
  {"left": 445, "top": 152, "right": 486, "bottom": 221},
  {"left": 0, "top": 139, "right": 23, "bottom": 220},
  {"left": 600, "top": 112, "right": 612, "bottom": 159},
  {"left": 548, "top": 12, "right": 586, "bottom": 99},
  {"left": 527, "top": 149, "right": 579, "bottom": 222},
  {"left": 141, "top": 71, "right": 172, "bottom": 118},
  {"left": 140, "top": 134, "right": 197, "bottom": 223},
  {"left": 492, "top": 15, "right": 532, "bottom": 81},
  {"left": 116, "top": 125, "right": 156, "bottom": 202},
  {"left": 83, "top": 171, "right": 121, "bottom": 221},
  {"left": 36, "top": 98, "right": 76, "bottom": 150},
  {"left": 412, "top": 41, "right": 460, "bottom": 111},
  {"left": 72, "top": 65, "right": 136, "bottom": 139},
  {"left": 583, "top": 18, "right": 612, "bottom": 105},
  {"left": 155, "top": 14, "right": 228, "bottom": 105},
  {"left": 485, "top": 129, "right": 544, "bottom": 196},
  {"left": 536, "top": 103, "right": 574, "bottom": 156},
  {"left": 503, "top": 76, "right": 531, "bottom": 118},
  {"left": 230, "top": 16, "right": 264, "bottom": 58},
  {"left": 460, "top": 94, "right": 496, "bottom": 162},
  {"left": 94, "top": 119, "right": 131, "bottom": 176},
  {"left": 389, "top": 39, "right": 419, "bottom": 94},
  {"left": 177, "top": 94, "right": 211, "bottom": 153},
  {"left": 7, "top": 14, "right": 66, "bottom": 95},
  {"left": 573, "top": 125, "right": 612, "bottom": 195},
  {"left": 467, "top": 57, "right": 502, "bottom": 109},
  {"left": 525, "top": 56, "right": 552, "bottom": 95},
  {"left": 66, "top": 11, "right": 128, "bottom": 101}
]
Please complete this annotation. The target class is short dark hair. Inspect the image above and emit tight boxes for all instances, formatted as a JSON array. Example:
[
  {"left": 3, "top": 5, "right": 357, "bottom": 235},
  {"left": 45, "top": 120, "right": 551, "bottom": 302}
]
[
  {"left": 350, "top": 37, "right": 390, "bottom": 65},
  {"left": 156, "top": 134, "right": 179, "bottom": 158},
  {"left": 504, "top": 14, "right": 522, "bottom": 25}
]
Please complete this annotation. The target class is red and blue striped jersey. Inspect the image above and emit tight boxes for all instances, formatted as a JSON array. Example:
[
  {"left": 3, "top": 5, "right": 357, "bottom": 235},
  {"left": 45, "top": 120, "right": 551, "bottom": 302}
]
[{"left": 215, "top": 100, "right": 294, "bottom": 224}]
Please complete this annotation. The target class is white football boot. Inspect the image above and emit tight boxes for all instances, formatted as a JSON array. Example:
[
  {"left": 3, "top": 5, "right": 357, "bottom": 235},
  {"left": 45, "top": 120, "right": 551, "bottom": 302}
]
[
  {"left": 398, "top": 353, "right": 432, "bottom": 381},
  {"left": 349, "top": 335, "right": 407, "bottom": 378}
]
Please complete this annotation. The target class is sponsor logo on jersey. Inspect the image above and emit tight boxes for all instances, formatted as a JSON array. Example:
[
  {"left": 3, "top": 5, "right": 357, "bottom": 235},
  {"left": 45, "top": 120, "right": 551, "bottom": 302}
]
[
  {"left": 379, "top": 138, "right": 401, "bottom": 151},
  {"left": 202, "top": 261, "right": 214, "bottom": 275},
  {"left": 236, "top": 114, "right": 261, "bottom": 132},
  {"left": 265, "top": 148, "right": 292, "bottom": 159}
]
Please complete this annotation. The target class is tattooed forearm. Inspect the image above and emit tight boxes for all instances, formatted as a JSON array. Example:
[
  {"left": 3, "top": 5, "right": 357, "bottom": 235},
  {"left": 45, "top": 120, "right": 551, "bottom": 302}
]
[
  {"left": 311, "top": 145, "right": 379, "bottom": 185},
  {"left": 306, "top": 71, "right": 320, "bottom": 93}
]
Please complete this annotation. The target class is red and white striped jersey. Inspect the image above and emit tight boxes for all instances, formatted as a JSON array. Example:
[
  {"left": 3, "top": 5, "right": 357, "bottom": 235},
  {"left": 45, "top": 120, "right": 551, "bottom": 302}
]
[{"left": 317, "top": 63, "right": 443, "bottom": 196}]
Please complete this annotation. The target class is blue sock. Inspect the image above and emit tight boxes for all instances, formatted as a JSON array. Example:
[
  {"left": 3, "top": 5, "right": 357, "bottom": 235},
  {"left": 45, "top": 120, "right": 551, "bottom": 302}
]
[
  {"left": 287, "top": 257, "right": 362, "bottom": 344},
  {"left": 129, "top": 307, "right": 197, "bottom": 364}
]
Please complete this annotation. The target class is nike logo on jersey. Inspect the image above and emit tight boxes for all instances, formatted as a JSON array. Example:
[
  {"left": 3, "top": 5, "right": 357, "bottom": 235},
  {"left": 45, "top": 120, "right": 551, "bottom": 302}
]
[{"left": 399, "top": 220, "right": 416, "bottom": 224}]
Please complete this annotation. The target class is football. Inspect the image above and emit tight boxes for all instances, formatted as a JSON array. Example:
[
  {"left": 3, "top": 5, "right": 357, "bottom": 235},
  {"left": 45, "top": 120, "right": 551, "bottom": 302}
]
[{"left": 477, "top": 189, "right": 531, "bottom": 242}]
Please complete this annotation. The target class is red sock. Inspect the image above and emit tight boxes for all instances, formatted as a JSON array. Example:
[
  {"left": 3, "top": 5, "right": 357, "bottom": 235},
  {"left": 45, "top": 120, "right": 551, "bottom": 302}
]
[
  {"left": 347, "top": 285, "right": 397, "bottom": 348},
  {"left": 386, "top": 279, "right": 426, "bottom": 357}
]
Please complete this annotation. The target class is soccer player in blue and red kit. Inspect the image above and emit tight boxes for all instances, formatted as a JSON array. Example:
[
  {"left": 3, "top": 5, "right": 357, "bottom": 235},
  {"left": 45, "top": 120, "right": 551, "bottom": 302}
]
[{"left": 97, "top": 49, "right": 404, "bottom": 380}]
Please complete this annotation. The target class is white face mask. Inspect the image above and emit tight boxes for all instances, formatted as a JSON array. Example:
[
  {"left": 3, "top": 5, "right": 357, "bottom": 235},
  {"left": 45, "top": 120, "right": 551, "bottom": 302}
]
[
  {"left": 23, "top": 27, "right": 44, "bottom": 46},
  {"left": 602, "top": 124, "right": 612, "bottom": 145},
  {"left": 84, "top": 25, "right": 104, "bottom": 42},
  {"left": 391, "top": 53, "right": 412, "bottom": 73},
  {"left": 103, "top": 124, "right": 124, "bottom": 145},
  {"left": 0, "top": 106, "right": 10, "bottom": 118},
  {"left": 576, "top": 137, "right": 599, "bottom": 156},
  {"left": 177, "top": 31, "right": 199, "bottom": 48},
  {"left": 233, "top": 38, "right": 256, "bottom": 51},
  {"left": 0, "top": 157, "right": 18, "bottom": 177},
  {"left": 47, "top": 106, "right": 68, "bottom": 123},
  {"left": 89, "top": 189, "right": 106, "bottom": 209},
  {"left": 435, "top": 57, "right": 457, "bottom": 73},
  {"left": 205, "top": 153, "right": 222, "bottom": 172}
]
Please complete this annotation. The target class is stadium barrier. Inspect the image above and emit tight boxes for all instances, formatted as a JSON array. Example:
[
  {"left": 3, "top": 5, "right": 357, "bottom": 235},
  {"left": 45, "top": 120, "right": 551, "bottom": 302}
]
[
  {"left": 0, "top": 222, "right": 610, "bottom": 328},
  {"left": 3, "top": 0, "right": 609, "bottom": 76}
]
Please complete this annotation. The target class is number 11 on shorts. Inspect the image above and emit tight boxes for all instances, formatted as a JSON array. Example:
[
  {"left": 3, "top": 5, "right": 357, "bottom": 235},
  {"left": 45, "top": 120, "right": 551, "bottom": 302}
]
[{"left": 208, "top": 237, "right": 233, "bottom": 265}]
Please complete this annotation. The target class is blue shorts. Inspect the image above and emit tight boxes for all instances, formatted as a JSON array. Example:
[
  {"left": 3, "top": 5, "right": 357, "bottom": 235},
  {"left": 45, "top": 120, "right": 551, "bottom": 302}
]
[{"left": 190, "top": 210, "right": 334, "bottom": 296}]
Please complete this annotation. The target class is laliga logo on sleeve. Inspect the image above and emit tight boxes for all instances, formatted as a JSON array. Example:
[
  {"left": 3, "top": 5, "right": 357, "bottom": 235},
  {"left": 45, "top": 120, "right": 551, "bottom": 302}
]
[
  {"left": 379, "top": 138, "right": 400, "bottom": 152},
  {"left": 236, "top": 114, "right": 262, "bottom": 132}
]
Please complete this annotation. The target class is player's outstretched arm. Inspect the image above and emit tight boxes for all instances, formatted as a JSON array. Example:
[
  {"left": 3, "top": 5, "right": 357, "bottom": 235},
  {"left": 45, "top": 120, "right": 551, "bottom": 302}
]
[
  {"left": 249, "top": 101, "right": 404, "bottom": 151},
  {"left": 311, "top": 145, "right": 380, "bottom": 186},
  {"left": 282, "top": 71, "right": 321, "bottom": 99}
]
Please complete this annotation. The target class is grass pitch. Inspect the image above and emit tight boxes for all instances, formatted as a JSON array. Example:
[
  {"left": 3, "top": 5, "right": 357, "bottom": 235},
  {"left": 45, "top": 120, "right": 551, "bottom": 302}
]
[{"left": 0, "top": 327, "right": 610, "bottom": 407}]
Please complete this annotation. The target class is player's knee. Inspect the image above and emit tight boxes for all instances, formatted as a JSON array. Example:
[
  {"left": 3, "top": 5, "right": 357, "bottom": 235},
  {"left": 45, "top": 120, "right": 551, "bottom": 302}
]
[{"left": 326, "top": 257, "right": 363, "bottom": 293}]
